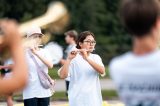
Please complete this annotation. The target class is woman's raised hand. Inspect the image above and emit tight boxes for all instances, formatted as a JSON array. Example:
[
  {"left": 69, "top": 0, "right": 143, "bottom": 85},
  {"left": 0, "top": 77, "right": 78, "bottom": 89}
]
[{"left": 67, "top": 50, "right": 78, "bottom": 60}]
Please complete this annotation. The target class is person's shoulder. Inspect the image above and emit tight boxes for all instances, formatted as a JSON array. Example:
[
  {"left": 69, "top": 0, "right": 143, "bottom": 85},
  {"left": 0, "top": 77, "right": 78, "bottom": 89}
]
[
  {"left": 149, "top": 50, "right": 160, "bottom": 60},
  {"left": 109, "top": 52, "right": 132, "bottom": 68},
  {"left": 112, "top": 52, "right": 132, "bottom": 61},
  {"left": 69, "top": 44, "right": 77, "bottom": 51},
  {"left": 154, "top": 49, "right": 160, "bottom": 56}
]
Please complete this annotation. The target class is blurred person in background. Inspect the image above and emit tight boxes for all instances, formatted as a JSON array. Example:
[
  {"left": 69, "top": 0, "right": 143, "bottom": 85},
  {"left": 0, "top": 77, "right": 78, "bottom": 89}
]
[
  {"left": 0, "top": 19, "right": 28, "bottom": 95},
  {"left": 59, "top": 31, "right": 105, "bottom": 106},
  {"left": 60, "top": 30, "right": 78, "bottom": 96},
  {"left": 109, "top": 0, "right": 160, "bottom": 106},
  {"left": 23, "top": 26, "right": 53, "bottom": 106}
]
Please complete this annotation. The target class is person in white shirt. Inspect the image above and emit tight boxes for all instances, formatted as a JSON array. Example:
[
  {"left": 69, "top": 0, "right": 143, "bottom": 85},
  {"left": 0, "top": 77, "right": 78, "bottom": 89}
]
[
  {"left": 23, "top": 26, "right": 53, "bottom": 106},
  {"left": 109, "top": 0, "right": 160, "bottom": 106},
  {"left": 59, "top": 31, "right": 105, "bottom": 106},
  {"left": 60, "top": 30, "right": 78, "bottom": 96}
]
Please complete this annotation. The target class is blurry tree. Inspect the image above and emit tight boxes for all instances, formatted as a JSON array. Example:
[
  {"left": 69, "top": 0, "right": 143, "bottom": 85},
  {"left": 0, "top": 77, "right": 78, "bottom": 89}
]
[
  {"left": 0, "top": 0, "right": 131, "bottom": 64},
  {"left": 62, "top": 0, "right": 131, "bottom": 64},
  {"left": 0, "top": 0, "right": 50, "bottom": 22}
]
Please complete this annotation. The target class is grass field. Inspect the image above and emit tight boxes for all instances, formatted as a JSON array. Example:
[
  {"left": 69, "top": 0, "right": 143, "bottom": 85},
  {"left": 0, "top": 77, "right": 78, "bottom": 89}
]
[
  {"left": 0, "top": 90, "right": 118, "bottom": 102},
  {"left": 48, "top": 66, "right": 110, "bottom": 80},
  {"left": 50, "top": 90, "right": 118, "bottom": 101}
]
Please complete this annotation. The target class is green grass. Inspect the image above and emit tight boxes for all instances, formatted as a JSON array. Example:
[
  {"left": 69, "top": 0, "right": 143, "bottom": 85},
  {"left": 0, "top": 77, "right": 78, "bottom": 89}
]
[
  {"left": 102, "top": 90, "right": 118, "bottom": 100},
  {"left": 0, "top": 90, "right": 118, "bottom": 102},
  {"left": 51, "top": 91, "right": 67, "bottom": 101},
  {"left": 48, "top": 67, "right": 60, "bottom": 79},
  {"left": 49, "top": 66, "right": 110, "bottom": 80},
  {"left": 50, "top": 90, "right": 118, "bottom": 101}
]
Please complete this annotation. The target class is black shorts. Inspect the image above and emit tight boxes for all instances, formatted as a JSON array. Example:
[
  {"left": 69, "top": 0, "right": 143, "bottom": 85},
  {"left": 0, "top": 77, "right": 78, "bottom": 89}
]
[{"left": 24, "top": 97, "right": 50, "bottom": 106}]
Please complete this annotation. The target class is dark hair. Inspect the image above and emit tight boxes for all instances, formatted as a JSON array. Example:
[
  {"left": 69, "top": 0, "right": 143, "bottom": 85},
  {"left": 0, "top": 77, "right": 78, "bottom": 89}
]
[
  {"left": 120, "top": 0, "right": 160, "bottom": 37},
  {"left": 76, "top": 31, "right": 95, "bottom": 49},
  {"left": 64, "top": 30, "right": 78, "bottom": 41}
]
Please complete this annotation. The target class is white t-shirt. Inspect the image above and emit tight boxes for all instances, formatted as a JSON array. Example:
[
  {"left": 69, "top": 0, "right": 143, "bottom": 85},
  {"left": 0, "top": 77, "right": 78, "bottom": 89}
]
[
  {"left": 68, "top": 53, "right": 104, "bottom": 106},
  {"left": 109, "top": 50, "right": 160, "bottom": 106},
  {"left": 64, "top": 44, "right": 76, "bottom": 81},
  {"left": 23, "top": 49, "right": 53, "bottom": 99}
]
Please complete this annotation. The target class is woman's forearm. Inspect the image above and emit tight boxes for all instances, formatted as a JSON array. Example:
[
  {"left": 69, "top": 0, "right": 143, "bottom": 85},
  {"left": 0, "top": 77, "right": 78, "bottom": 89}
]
[
  {"left": 35, "top": 53, "right": 53, "bottom": 69},
  {"left": 60, "top": 59, "right": 66, "bottom": 65},
  {"left": 59, "top": 59, "right": 71, "bottom": 79}
]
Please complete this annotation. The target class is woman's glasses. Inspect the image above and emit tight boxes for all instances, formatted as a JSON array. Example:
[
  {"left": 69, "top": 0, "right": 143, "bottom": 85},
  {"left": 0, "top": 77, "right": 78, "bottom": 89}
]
[{"left": 83, "top": 40, "right": 96, "bottom": 45}]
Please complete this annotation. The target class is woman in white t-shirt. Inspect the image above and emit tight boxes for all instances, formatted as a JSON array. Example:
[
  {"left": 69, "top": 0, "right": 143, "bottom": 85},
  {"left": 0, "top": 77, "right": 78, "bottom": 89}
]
[
  {"left": 59, "top": 31, "right": 105, "bottom": 106},
  {"left": 23, "top": 27, "right": 53, "bottom": 106}
]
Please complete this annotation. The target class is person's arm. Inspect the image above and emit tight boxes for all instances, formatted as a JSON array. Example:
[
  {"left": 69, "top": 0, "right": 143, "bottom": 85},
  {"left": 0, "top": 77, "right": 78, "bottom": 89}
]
[
  {"left": 60, "top": 59, "right": 66, "bottom": 65},
  {"left": 59, "top": 59, "right": 71, "bottom": 79},
  {"left": 31, "top": 48, "right": 53, "bottom": 69},
  {"left": 59, "top": 51, "right": 77, "bottom": 79},
  {"left": 0, "top": 20, "right": 28, "bottom": 94}
]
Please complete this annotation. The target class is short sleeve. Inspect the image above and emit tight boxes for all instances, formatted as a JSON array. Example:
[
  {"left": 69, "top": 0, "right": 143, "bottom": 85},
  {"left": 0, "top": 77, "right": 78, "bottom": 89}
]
[
  {"left": 93, "top": 54, "right": 105, "bottom": 76},
  {"left": 65, "top": 45, "right": 77, "bottom": 56},
  {"left": 57, "top": 67, "right": 62, "bottom": 76},
  {"left": 69, "top": 46, "right": 77, "bottom": 53},
  {"left": 93, "top": 54, "right": 104, "bottom": 67}
]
